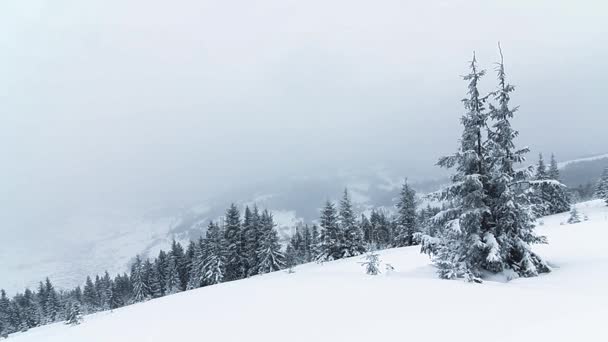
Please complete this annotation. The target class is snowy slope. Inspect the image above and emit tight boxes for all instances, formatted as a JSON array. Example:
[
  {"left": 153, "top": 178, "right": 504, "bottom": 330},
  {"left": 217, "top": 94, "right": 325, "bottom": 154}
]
[{"left": 8, "top": 200, "right": 608, "bottom": 342}]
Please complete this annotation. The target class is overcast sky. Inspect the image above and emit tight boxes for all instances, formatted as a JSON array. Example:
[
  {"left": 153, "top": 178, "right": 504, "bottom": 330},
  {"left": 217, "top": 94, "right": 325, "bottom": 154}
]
[{"left": 1, "top": 0, "right": 607, "bottom": 239}]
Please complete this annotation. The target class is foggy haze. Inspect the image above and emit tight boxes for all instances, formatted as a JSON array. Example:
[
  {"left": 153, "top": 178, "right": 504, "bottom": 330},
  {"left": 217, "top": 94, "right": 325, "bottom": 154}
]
[{"left": 1, "top": 0, "right": 607, "bottom": 250}]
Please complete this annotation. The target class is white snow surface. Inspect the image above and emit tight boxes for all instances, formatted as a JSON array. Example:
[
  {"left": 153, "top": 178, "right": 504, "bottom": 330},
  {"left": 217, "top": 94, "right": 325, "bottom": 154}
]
[{"left": 8, "top": 200, "right": 608, "bottom": 342}]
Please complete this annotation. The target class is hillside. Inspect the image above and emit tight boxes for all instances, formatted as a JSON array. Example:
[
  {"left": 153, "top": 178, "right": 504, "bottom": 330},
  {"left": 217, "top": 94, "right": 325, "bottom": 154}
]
[
  {"left": 4, "top": 153, "right": 607, "bottom": 295},
  {"left": 7, "top": 199, "right": 608, "bottom": 342}
]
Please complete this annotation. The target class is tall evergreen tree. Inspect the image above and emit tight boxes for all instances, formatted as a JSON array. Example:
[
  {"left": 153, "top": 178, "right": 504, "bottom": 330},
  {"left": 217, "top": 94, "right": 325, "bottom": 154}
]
[
  {"left": 169, "top": 240, "right": 187, "bottom": 291},
  {"left": 0, "top": 290, "right": 12, "bottom": 336},
  {"left": 531, "top": 153, "right": 570, "bottom": 215},
  {"left": 164, "top": 254, "right": 182, "bottom": 295},
  {"left": 256, "top": 210, "right": 285, "bottom": 274},
  {"left": 43, "top": 278, "right": 59, "bottom": 323},
  {"left": 484, "top": 45, "right": 549, "bottom": 276},
  {"left": 548, "top": 154, "right": 560, "bottom": 180},
  {"left": 339, "top": 189, "right": 366, "bottom": 257},
  {"left": 186, "top": 237, "right": 205, "bottom": 290},
  {"left": 223, "top": 204, "right": 244, "bottom": 281},
  {"left": 82, "top": 276, "right": 98, "bottom": 313},
  {"left": 203, "top": 221, "right": 227, "bottom": 285},
  {"left": 394, "top": 179, "right": 418, "bottom": 247},
  {"left": 535, "top": 153, "right": 547, "bottom": 180},
  {"left": 316, "top": 200, "right": 341, "bottom": 261},
  {"left": 594, "top": 167, "right": 608, "bottom": 203},
  {"left": 427, "top": 53, "right": 493, "bottom": 281},
  {"left": 131, "top": 255, "right": 150, "bottom": 303}
]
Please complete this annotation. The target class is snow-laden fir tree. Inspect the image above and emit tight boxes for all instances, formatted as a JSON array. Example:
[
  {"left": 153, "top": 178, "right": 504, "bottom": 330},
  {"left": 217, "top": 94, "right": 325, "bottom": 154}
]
[
  {"left": 594, "top": 167, "right": 608, "bottom": 204},
  {"left": 535, "top": 153, "right": 547, "bottom": 180},
  {"left": 82, "top": 276, "right": 97, "bottom": 313},
  {"left": 548, "top": 154, "right": 560, "bottom": 180},
  {"left": 530, "top": 153, "right": 570, "bottom": 216},
  {"left": 65, "top": 302, "right": 82, "bottom": 326},
  {"left": 169, "top": 240, "right": 187, "bottom": 291},
  {"left": 484, "top": 45, "right": 549, "bottom": 277},
  {"left": 131, "top": 255, "right": 150, "bottom": 303},
  {"left": 339, "top": 189, "right": 366, "bottom": 257},
  {"left": 223, "top": 204, "right": 244, "bottom": 281},
  {"left": 316, "top": 200, "right": 341, "bottom": 261},
  {"left": 186, "top": 237, "right": 205, "bottom": 290},
  {"left": 394, "top": 179, "right": 418, "bottom": 247},
  {"left": 567, "top": 207, "right": 581, "bottom": 224},
  {"left": 426, "top": 52, "right": 494, "bottom": 282},
  {"left": 43, "top": 278, "right": 60, "bottom": 323},
  {"left": 164, "top": 254, "right": 182, "bottom": 295},
  {"left": 256, "top": 210, "right": 285, "bottom": 274},
  {"left": 0, "top": 290, "right": 12, "bottom": 337},
  {"left": 202, "top": 221, "right": 227, "bottom": 285},
  {"left": 360, "top": 250, "right": 382, "bottom": 275}
]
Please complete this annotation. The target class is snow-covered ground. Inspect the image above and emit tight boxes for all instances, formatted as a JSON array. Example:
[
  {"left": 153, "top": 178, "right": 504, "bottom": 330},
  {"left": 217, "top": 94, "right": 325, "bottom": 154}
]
[{"left": 8, "top": 200, "right": 608, "bottom": 342}]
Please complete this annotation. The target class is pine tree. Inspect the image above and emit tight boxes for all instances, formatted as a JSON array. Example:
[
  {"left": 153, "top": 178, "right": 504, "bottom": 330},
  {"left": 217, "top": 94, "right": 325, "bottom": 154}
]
[
  {"left": 316, "top": 200, "right": 341, "bottom": 261},
  {"left": 65, "top": 302, "right": 82, "bottom": 325},
  {"left": 224, "top": 204, "right": 244, "bottom": 281},
  {"left": 339, "top": 189, "right": 366, "bottom": 257},
  {"left": 530, "top": 153, "right": 570, "bottom": 215},
  {"left": 202, "top": 221, "right": 227, "bottom": 285},
  {"left": 131, "top": 255, "right": 150, "bottom": 303},
  {"left": 154, "top": 250, "right": 168, "bottom": 296},
  {"left": 360, "top": 250, "right": 382, "bottom": 275},
  {"left": 186, "top": 237, "right": 205, "bottom": 290},
  {"left": 394, "top": 179, "right": 418, "bottom": 247},
  {"left": 99, "top": 271, "right": 113, "bottom": 311},
  {"left": 567, "top": 207, "right": 581, "bottom": 224},
  {"left": 256, "top": 210, "right": 285, "bottom": 274},
  {"left": 169, "top": 240, "right": 187, "bottom": 291},
  {"left": 43, "top": 278, "right": 60, "bottom": 323},
  {"left": 483, "top": 45, "right": 549, "bottom": 277},
  {"left": 594, "top": 167, "right": 608, "bottom": 204},
  {"left": 535, "top": 153, "right": 547, "bottom": 180},
  {"left": 429, "top": 53, "right": 493, "bottom": 282},
  {"left": 164, "top": 254, "right": 182, "bottom": 295},
  {"left": 82, "top": 276, "right": 98, "bottom": 313},
  {"left": 0, "top": 290, "right": 13, "bottom": 336},
  {"left": 548, "top": 154, "right": 560, "bottom": 180}
]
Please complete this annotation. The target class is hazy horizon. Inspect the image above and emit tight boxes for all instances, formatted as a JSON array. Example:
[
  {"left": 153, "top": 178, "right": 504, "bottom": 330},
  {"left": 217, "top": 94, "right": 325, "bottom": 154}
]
[{"left": 1, "top": 0, "right": 607, "bottom": 278}]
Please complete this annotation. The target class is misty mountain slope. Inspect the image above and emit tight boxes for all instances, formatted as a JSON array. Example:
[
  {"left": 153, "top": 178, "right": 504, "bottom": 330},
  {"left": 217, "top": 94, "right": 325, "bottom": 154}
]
[
  {"left": 8, "top": 200, "right": 608, "bottom": 342},
  {"left": 2, "top": 153, "right": 607, "bottom": 295}
]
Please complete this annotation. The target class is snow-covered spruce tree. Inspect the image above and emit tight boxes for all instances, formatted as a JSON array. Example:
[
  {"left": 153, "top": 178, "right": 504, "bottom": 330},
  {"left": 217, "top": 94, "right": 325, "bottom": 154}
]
[
  {"left": 186, "top": 237, "right": 205, "bottom": 290},
  {"left": 256, "top": 210, "right": 285, "bottom": 274},
  {"left": 360, "top": 250, "right": 382, "bottom": 275},
  {"left": 484, "top": 46, "right": 549, "bottom": 277},
  {"left": 339, "top": 189, "right": 366, "bottom": 257},
  {"left": 426, "top": 53, "right": 494, "bottom": 281},
  {"left": 169, "top": 240, "right": 187, "bottom": 291},
  {"left": 164, "top": 254, "right": 182, "bottom": 295},
  {"left": 202, "top": 221, "right": 227, "bottom": 285},
  {"left": 82, "top": 276, "right": 97, "bottom": 313},
  {"left": 223, "top": 204, "right": 244, "bottom": 281},
  {"left": 316, "top": 200, "right": 342, "bottom": 261},
  {"left": 567, "top": 207, "right": 581, "bottom": 224},
  {"left": 131, "top": 255, "right": 150, "bottom": 303},
  {"left": 243, "top": 205, "right": 262, "bottom": 277},
  {"left": 65, "top": 302, "right": 82, "bottom": 325},
  {"left": 530, "top": 154, "right": 570, "bottom": 216},
  {"left": 0, "top": 290, "right": 12, "bottom": 337},
  {"left": 394, "top": 179, "right": 418, "bottom": 247},
  {"left": 548, "top": 154, "right": 560, "bottom": 180},
  {"left": 43, "top": 278, "right": 60, "bottom": 323},
  {"left": 154, "top": 250, "right": 168, "bottom": 296},
  {"left": 594, "top": 167, "right": 608, "bottom": 204}
]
